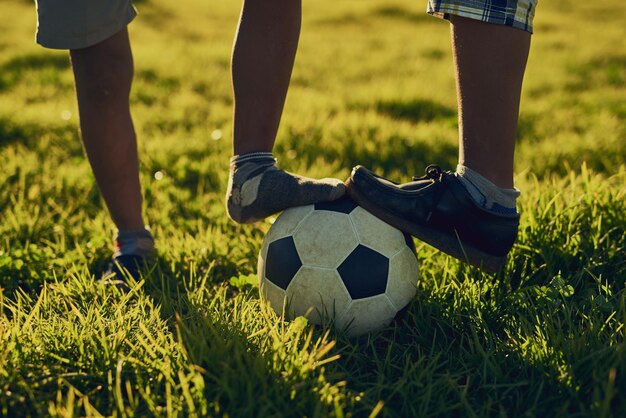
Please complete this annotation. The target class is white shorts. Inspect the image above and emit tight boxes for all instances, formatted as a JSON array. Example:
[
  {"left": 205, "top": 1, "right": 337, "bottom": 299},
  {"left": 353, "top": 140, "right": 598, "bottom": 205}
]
[{"left": 35, "top": 0, "right": 137, "bottom": 50}]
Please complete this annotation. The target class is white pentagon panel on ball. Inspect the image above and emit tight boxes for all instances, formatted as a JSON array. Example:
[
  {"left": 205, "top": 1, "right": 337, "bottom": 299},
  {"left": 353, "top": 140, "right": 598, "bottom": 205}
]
[
  {"left": 260, "top": 279, "right": 287, "bottom": 315},
  {"left": 285, "top": 266, "right": 351, "bottom": 324},
  {"left": 386, "top": 247, "right": 419, "bottom": 310},
  {"left": 293, "top": 210, "right": 358, "bottom": 268},
  {"left": 338, "top": 294, "right": 398, "bottom": 337},
  {"left": 258, "top": 240, "right": 268, "bottom": 274},
  {"left": 257, "top": 252, "right": 265, "bottom": 285},
  {"left": 267, "top": 205, "right": 314, "bottom": 243},
  {"left": 349, "top": 206, "right": 408, "bottom": 258}
]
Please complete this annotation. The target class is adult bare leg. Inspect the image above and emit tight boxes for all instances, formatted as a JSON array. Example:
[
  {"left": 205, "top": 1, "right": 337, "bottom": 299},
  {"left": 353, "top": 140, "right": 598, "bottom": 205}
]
[
  {"left": 346, "top": 17, "right": 531, "bottom": 271},
  {"left": 451, "top": 15, "right": 531, "bottom": 188}
]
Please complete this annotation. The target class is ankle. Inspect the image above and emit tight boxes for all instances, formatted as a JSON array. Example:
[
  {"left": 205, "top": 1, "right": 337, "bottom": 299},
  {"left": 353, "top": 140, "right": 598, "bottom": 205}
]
[
  {"left": 114, "top": 227, "right": 155, "bottom": 258},
  {"left": 455, "top": 164, "right": 519, "bottom": 214},
  {"left": 230, "top": 151, "right": 276, "bottom": 167},
  {"left": 458, "top": 159, "right": 513, "bottom": 188}
]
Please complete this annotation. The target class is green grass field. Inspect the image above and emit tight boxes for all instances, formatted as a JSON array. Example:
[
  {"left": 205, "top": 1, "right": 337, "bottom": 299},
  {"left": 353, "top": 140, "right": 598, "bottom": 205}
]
[{"left": 1, "top": 0, "right": 626, "bottom": 416}]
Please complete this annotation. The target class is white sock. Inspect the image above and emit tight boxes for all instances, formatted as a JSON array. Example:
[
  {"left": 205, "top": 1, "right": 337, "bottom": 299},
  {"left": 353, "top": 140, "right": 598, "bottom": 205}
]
[
  {"left": 455, "top": 165, "right": 519, "bottom": 215},
  {"left": 114, "top": 228, "right": 155, "bottom": 258}
]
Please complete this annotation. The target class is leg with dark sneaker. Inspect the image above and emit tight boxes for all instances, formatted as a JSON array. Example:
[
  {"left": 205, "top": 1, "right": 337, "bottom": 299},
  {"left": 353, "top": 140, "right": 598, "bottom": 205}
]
[
  {"left": 102, "top": 228, "right": 155, "bottom": 285},
  {"left": 103, "top": 255, "right": 147, "bottom": 287},
  {"left": 227, "top": 0, "right": 344, "bottom": 224},
  {"left": 69, "top": 25, "right": 153, "bottom": 281},
  {"left": 38, "top": 2, "right": 151, "bottom": 280},
  {"left": 347, "top": 6, "right": 534, "bottom": 272}
]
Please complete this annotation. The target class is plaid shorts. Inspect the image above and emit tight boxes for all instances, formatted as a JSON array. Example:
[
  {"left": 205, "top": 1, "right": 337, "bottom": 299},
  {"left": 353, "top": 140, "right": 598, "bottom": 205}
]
[{"left": 427, "top": 0, "right": 537, "bottom": 33}]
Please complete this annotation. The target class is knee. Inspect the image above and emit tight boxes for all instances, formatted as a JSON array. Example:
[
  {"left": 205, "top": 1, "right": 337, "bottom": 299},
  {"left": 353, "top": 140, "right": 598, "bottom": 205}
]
[
  {"left": 70, "top": 38, "right": 134, "bottom": 103},
  {"left": 243, "top": 0, "right": 300, "bottom": 13}
]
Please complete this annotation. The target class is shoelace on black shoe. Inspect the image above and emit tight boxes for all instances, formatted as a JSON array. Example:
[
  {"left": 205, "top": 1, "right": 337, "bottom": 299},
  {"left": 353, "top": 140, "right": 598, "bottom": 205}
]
[
  {"left": 411, "top": 165, "right": 445, "bottom": 223},
  {"left": 412, "top": 164, "right": 443, "bottom": 182}
]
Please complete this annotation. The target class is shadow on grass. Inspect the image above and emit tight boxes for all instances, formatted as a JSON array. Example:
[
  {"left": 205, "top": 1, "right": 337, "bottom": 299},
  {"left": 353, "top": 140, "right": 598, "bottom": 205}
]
[
  {"left": 322, "top": 289, "right": 575, "bottom": 416},
  {"left": 326, "top": 272, "right": 625, "bottom": 416},
  {"left": 0, "top": 53, "right": 69, "bottom": 91},
  {"left": 0, "top": 117, "right": 80, "bottom": 151},
  {"left": 343, "top": 137, "right": 458, "bottom": 178},
  {"left": 374, "top": 98, "right": 456, "bottom": 124},
  {"left": 135, "top": 236, "right": 626, "bottom": 416},
  {"left": 314, "top": 5, "right": 432, "bottom": 26},
  {"left": 140, "top": 258, "right": 341, "bottom": 416},
  {"left": 278, "top": 120, "right": 458, "bottom": 177},
  {"left": 565, "top": 55, "right": 626, "bottom": 92},
  {"left": 371, "top": 6, "right": 433, "bottom": 24},
  {"left": 324, "top": 187, "right": 626, "bottom": 416},
  {"left": 0, "top": 117, "right": 35, "bottom": 147}
]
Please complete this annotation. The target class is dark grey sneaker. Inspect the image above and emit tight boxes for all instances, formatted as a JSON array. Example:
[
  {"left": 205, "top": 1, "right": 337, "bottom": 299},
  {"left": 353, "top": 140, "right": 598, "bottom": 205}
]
[
  {"left": 101, "top": 254, "right": 147, "bottom": 289},
  {"left": 345, "top": 165, "right": 519, "bottom": 273}
]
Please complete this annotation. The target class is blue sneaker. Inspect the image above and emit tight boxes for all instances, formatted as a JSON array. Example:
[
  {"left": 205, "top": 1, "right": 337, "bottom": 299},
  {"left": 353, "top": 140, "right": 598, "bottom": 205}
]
[{"left": 101, "top": 254, "right": 147, "bottom": 288}]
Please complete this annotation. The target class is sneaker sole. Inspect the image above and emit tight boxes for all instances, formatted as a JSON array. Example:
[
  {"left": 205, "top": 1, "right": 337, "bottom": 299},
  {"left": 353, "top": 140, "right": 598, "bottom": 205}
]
[{"left": 345, "top": 179, "right": 505, "bottom": 273}]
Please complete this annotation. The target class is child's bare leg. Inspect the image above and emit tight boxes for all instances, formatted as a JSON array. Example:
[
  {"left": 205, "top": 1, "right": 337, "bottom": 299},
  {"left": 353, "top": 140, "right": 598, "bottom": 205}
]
[
  {"left": 70, "top": 28, "right": 144, "bottom": 231},
  {"left": 232, "top": 0, "right": 301, "bottom": 154},
  {"left": 227, "top": 0, "right": 344, "bottom": 224},
  {"left": 451, "top": 15, "right": 531, "bottom": 189},
  {"left": 70, "top": 28, "right": 153, "bottom": 266}
]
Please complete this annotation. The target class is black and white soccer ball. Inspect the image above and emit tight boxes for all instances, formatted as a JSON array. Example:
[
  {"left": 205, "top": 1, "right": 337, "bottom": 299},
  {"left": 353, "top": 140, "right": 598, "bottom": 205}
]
[{"left": 258, "top": 196, "right": 419, "bottom": 337}]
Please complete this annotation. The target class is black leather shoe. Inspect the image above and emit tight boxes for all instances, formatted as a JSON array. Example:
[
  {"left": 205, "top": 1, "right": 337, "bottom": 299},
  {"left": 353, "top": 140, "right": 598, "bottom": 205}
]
[{"left": 346, "top": 165, "right": 519, "bottom": 273}]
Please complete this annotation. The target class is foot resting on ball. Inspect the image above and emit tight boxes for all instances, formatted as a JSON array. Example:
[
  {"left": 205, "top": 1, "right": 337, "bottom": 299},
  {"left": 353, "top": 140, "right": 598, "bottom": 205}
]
[
  {"left": 346, "top": 164, "right": 519, "bottom": 273},
  {"left": 226, "top": 152, "right": 346, "bottom": 224}
]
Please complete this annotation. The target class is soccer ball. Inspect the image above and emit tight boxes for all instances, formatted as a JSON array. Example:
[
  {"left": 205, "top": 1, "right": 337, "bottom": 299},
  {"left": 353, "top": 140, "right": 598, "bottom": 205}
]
[{"left": 258, "top": 196, "right": 419, "bottom": 337}]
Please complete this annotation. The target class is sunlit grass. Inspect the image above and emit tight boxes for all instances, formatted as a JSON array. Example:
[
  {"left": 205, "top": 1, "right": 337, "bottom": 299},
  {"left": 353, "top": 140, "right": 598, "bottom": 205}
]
[{"left": 1, "top": 0, "right": 625, "bottom": 416}]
